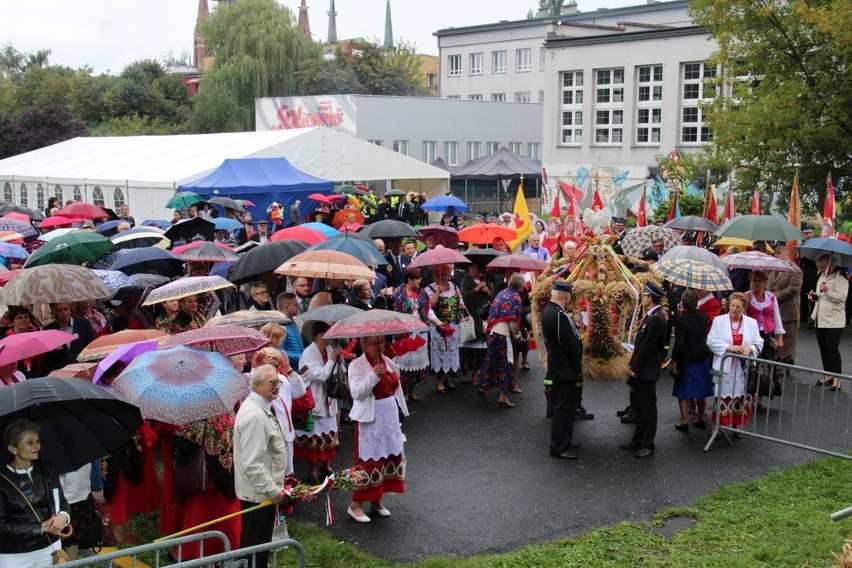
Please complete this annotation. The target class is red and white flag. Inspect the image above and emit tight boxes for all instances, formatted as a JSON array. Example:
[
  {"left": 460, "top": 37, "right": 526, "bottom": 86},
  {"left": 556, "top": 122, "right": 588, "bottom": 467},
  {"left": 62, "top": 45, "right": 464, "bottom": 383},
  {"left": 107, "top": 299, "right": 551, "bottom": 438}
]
[
  {"left": 637, "top": 184, "right": 648, "bottom": 228},
  {"left": 750, "top": 189, "right": 760, "bottom": 215},
  {"left": 824, "top": 172, "right": 836, "bottom": 223}
]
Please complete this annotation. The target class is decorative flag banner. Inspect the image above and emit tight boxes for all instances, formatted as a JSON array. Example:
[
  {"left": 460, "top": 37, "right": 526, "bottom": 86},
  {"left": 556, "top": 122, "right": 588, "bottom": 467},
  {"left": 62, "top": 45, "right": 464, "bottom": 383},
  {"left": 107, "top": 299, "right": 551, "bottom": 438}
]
[
  {"left": 824, "top": 172, "right": 836, "bottom": 223},
  {"left": 724, "top": 185, "right": 737, "bottom": 222},
  {"left": 667, "top": 189, "right": 681, "bottom": 222},
  {"left": 637, "top": 183, "right": 648, "bottom": 228},
  {"left": 750, "top": 189, "right": 760, "bottom": 215},
  {"left": 702, "top": 170, "right": 719, "bottom": 225},
  {"left": 509, "top": 179, "right": 533, "bottom": 250},
  {"left": 787, "top": 171, "right": 801, "bottom": 256},
  {"left": 560, "top": 181, "right": 583, "bottom": 239},
  {"left": 549, "top": 191, "right": 561, "bottom": 220}
]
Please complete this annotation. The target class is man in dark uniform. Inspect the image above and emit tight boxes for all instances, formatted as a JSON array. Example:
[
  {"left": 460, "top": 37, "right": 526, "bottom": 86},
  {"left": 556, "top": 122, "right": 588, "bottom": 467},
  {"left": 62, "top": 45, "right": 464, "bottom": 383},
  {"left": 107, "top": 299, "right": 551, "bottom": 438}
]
[
  {"left": 542, "top": 280, "right": 584, "bottom": 460},
  {"left": 797, "top": 223, "right": 818, "bottom": 326},
  {"left": 619, "top": 282, "right": 667, "bottom": 458},
  {"left": 610, "top": 217, "right": 627, "bottom": 254}
]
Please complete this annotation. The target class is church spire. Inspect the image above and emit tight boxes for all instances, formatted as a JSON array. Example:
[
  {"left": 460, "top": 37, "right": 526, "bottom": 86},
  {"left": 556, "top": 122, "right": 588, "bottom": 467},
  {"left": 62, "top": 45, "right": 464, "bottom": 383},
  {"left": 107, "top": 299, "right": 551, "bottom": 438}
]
[
  {"left": 327, "top": 0, "right": 338, "bottom": 44},
  {"left": 383, "top": 0, "right": 393, "bottom": 49},
  {"left": 297, "top": 0, "right": 311, "bottom": 39},
  {"left": 193, "top": 0, "right": 210, "bottom": 72}
]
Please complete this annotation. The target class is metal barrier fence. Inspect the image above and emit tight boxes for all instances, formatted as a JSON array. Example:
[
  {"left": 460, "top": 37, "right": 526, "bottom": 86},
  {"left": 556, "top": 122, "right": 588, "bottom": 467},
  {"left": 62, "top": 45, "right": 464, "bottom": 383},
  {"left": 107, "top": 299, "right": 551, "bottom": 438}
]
[
  {"left": 173, "top": 539, "right": 306, "bottom": 568},
  {"left": 704, "top": 353, "right": 852, "bottom": 459},
  {"left": 59, "top": 530, "right": 232, "bottom": 567}
]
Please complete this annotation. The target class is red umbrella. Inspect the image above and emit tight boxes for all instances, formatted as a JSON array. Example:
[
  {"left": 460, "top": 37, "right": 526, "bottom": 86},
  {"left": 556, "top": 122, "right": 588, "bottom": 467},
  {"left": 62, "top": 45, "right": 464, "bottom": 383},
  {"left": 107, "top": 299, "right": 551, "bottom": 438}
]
[
  {"left": 1, "top": 212, "right": 30, "bottom": 223},
  {"left": 324, "top": 310, "right": 429, "bottom": 340},
  {"left": 308, "top": 193, "right": 344, "bottom": 205},
  {"left": 0, "top": 330, "right": 77, "bottom": 366},
  {"left": 158, "top": 325, "right": 271, "bottom": 356},
  {"left": 55, "top": 203, "right": 110, "bottom": 220},
  {"left": 408, "top": 246, "right": 470, "bottom": 268},
  {"left": 417, "top": 225, "right": 459, "bottom": 248},
  {"left": 269, "top": 226, "right": 326, "bottom": 245},
  {"left": 457, "top": 223, "right": 517, "bottom": 245},
  {"left": 486, "top": 253, "right": 548, "bottom": 273},
  {"left": 0, "top": 269, "right": 22, "bottom": 287},
  {"left": 39, "top": 216, "right": 84, "bottom": 229}
]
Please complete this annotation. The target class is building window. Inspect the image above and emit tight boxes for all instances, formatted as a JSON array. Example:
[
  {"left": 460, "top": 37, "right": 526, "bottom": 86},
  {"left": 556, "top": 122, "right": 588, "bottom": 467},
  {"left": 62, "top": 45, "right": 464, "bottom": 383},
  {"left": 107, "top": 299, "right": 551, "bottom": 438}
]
[
  {"left": 446, "top": 95, "right": 461, "bottom": 100},
  {"left": 114, "top": 187, "right": 126, "bottom": 208},
  {"left": 635, "top": 64, "right": 663, "bottom": 145},
  {"left": 680, "top": 61, "right": 717, "bottom": 144},
  {"left": 469, "top": 52, "right": 483, "bottom": 75},
  {"left": 54, "top": 185, "right": 63, "bottom": 204},
  {"left": 392, "top": 140, "right": 409, "bottom": 155},
  {"left": 527, "top": 142, "right": 540, "bottom": 159},
  {"left": 3, "top": 182, "right": 12, "bottom": 202},
  {"left": 560, "top": 70, "right": 584, "bottom": 145},
  {"left": 540, "top": 47, "right": 546, "bottom": 71},
  {"left": 19, "top": 183, "right": 27, "bottom": 206},
  {"left": 538, "top": 91, "right": 545, "bottom": 103},
  {"left": 92, "top": 186, "right": 105, "bottom": 206},
  {"left": 486, "top": 141, "right": 500, "bottom": 154},
  {"left": 469, "top": 94, "right": 483, "bottom": 101},
  {"left": 447, "top": 54, "right": 461, "bottom": 77},
  {"left": 594, "top": 68, "right": 624, "bottom": 145},
  {"left": 514, "top": 92, "right": 531, "bottom": 103},
  {"left": 423, "top": 141, "right": 437, "bottom": 163},
  {"left": 492, "top": 50, "right": 506, "bottom": 74},
  {"left": 73, "top": 186, "right": 82, "bottom": 202},
  {"left": 36, "top": 183, "right": 45, "bottom": 210},
  {"left": 444, "top": 141, "right": 458, "bottom": 165},
  {"left": 508, "top": 142, "right": 522, "bottom": 154},
  {"left": 368, "top": 139, "right": 383, "bottom": 147},
  {"left": 516, "top": 48, "right": 531, "bottom": 72},
  {"left": 426, "top": 73, "right": 436, "bottom": 87},
  {"left": 491, "top": 93, "right": 506, "bottom": 102},
  {"left": 467, "top": 141, "right": 481, "bottom": 160}
]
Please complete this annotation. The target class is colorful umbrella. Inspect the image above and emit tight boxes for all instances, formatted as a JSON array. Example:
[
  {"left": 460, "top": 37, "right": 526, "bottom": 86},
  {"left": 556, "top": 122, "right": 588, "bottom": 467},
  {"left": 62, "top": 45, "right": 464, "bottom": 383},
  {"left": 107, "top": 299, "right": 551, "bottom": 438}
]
[
  {"left": 92, "top": 340, "right": 160, "bottom": 386},
  {"left": 55, "top": 203, "right": 110, "bottom": 220},
  {"left": 92, "top": 269, "right": 137, "bottom": 295},
  {"left": 141, "top": 275, "right": 234, "bottom": 305},
  {"left": 659, "top": 245, "right": 727, "bottom": 270},
  {"left": 0, "top": 219, "right": 36, "bottom": 238},
  {"left": 305, "top": 235, "right": 387, "bottom": 267},
  {"left": 0, "top": 330, "right": 77, "bottom": 366},
  {"left": 335, "top": 184, "right": 369, "bottom": 196},
  {"left": 0, "top": 231, "right": 24, "bottom": 242},
  {"left": 229, "top": 240, "right": 310, "bottom": 284},
  {"left": 176, "top": 241, "right": 240, "bottom": 263},
  {"left": 324, "top": 310, "right": 429, "bottom": 340},
  {"left": 24, "top": 231, "right": 116, "bottom": 267},
  {"left": 360, "top": 219, "right": 420, "bottom": 240},
  {"left": 165, "top": 192, "right": 205, "bottom": 209},
  {"left": 485, "top": 253, "right": 548, "bottom": 273},
  {"left": 714, "top": 214, "right": 803, "bottom": 242},
  {"left": 158, "top": 325, "right": 271, "bottom": 356},
  {"left": 235, "top": 199, "right": 256, "bottom": 208},
  {"left": 0, "top": 264, "right": 111, "bottom": 305},
  {"left": 301, "top": 222, "right": 340, "bottom": 238},
  {"left": 796, "top": 237, "right": 852, "bottom": 267},
  {"left": 78, "top": 329, "right": 168, "bottom": 362},
  {"left": 308, "top": 193, "right": 344, "bottom": 205},
  {"left": 332, "top": 209, "right": 366, "bottom": 229},
  {"left": 269, "top": 226, "right": 327, "bottom": 245},
  {"left": 211, "top": 217, "right": 244, "bottom": 231},
  {"left": 110, "top": 228, "right": 169, "bottom": 249},
  {"left": 721, "top": 250, "right": 793, "bottom": 272},
  {"left": 112, "top": 347, "right": 249, "bottom": 425},
  {"left": 457, "top": 223, "right": 517, "bottom": 245},
  {"left": 274, "top": 249, "right": 376, "bottom": 281},
  {"left": 418, "top": 225, "right": 459, "bottom": 248},
  {"left": 294, "top": 304, "right": 362, "bottom": 323},
  {"left": 620, "top": 226, "right": 682, "bottom": 258},
  {"left": 205, "top": 310, "right": 291, "bottom": 329},
  {"left": 663, "top": 215, "right": 719, "bottom": 232},
  {"left": 0, "top": 242, "right": 29, "bottom": 260},
  {"left": 109, "top": 247, "right": 185, "bottom": 277},
  {"left": 421, "top": 195, "right": 470, "bottom": 212},
  {"left": 653, "top": 259, "right": 732, "bottom": 292},
  {"left": 0, "top": 268, "right": 21, "bottom": 287},
  {"left": 0, "top": 376, "right": 142, "bottom": 474},
  {"left": 409, "top": 246, "right": 470, "bottom": 268}
]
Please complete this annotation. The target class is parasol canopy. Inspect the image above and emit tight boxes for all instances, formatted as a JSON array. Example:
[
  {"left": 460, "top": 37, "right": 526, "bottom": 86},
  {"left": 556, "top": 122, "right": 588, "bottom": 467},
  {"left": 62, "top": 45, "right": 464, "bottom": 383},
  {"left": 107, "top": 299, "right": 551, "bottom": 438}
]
[
  {"left": 274, "top": 249, "right": 376, "bottom": 281},
  {"left": 796, "top": 237, "right": 852, "bottom": 267},
  {"left": 620, "top": 226, "right": 682, "bottom": 258},
  {"left": 112, "top": 347, "right": 249, "bottom": 425},
  {"left": 23, "top": 231, "right": 116, "bottom": 268},
  {"left": 141, "top": 275, "right": 234, "bottom": 305},
  {"left": 158, "top": 325, "right": 271, "bottom": 356},
  {"left": 653, "top": 259, "right": 732, "bottom": 292},
  {"left": 324, "top": 309, "right": 429, "bottom": 339},
  {"left": 721, "top": 250, "right": 793, "bottom": 272},
  {"left": 714, "top": 214, "right": 803, "bottom": 242},
  {"left": 0, "top": 264, "right": 111, "bottom": 305},
  {"left": 457, "top": 223, "right": 517, "bottom": 245},
  {"left": 77, "top": 329, "right": 168, "bottom": 362},
  {"left": 408, "top": 246, "right": 469, "bottom": 268}
]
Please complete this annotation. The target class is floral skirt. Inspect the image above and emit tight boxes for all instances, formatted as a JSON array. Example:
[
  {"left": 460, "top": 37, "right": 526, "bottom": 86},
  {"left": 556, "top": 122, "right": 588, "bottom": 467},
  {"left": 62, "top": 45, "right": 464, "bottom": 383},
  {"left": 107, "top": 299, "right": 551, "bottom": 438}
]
[
  {"left": 352, "top": 398, "right": 405, "bottom": 503},
  {"left": 294, "top": 414, "right": 339, "bottom": 462},
  {"left": 473, "top": 333, "right": 516, "bottom": 393}
]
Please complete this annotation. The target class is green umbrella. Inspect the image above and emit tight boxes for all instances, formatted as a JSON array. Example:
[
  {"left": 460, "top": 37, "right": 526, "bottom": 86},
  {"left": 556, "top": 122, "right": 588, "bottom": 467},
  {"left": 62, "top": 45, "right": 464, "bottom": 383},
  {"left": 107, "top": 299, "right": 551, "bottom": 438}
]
[
  {"left": 334, "top": 184, "right": 369, "bottom": 196},
  {"left": 165, "top": 191, "right": 204, "bottom": 209},
  {"left": 713, "top": 214, "right": 803, "bottom": 242},
  {"left": 24, "top": 231, "right": 116, "bottom": 267}
]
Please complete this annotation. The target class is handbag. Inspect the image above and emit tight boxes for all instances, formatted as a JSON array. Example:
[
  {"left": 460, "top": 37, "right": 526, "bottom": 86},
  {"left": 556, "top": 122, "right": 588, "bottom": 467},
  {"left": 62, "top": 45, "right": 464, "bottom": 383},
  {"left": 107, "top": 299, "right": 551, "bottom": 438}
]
[
  {"left": 458, "top": 307, "right": 476, "bottom": 344},
  {"left": 173, "top": 446, "right": 208, "bottom": 495},
  {"left": 91, "top": 497, "right": 116, "bottom": 549},
  {"left": 326, "top": 360, "right": 350, "bottom": 401}
]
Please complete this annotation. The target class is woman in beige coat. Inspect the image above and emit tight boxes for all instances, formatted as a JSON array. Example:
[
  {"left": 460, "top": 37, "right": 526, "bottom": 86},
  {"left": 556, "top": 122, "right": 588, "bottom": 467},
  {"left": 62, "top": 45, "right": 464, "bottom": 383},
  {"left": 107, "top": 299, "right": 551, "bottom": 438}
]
[{"left": 809, "top": 255, "right": 849, "bottom": 391}]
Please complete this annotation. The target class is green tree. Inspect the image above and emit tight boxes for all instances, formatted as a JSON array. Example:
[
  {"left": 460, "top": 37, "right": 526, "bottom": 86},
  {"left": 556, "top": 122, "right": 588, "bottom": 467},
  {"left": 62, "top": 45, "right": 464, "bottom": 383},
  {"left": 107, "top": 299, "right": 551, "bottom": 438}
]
[
  {"left": 194, "top": 0, "right": 323, "bottom": 130},
  {"left": 189, "top": 82, "right": 249, "bottom": 133},
  {"left": 0, "top": 103, "right": 87, "bottom": 159},
  {"left": 653, "top": 193, "right": 705, "bottom": 222},
  {"left": 0, "top": 44, "right": 50, "bottom": 82},
  {"left": 689, "top": 0, "right": 851, "bottom": 212},
  {"left": 538, "top": 0, "right": 565, "bottom": 16}
]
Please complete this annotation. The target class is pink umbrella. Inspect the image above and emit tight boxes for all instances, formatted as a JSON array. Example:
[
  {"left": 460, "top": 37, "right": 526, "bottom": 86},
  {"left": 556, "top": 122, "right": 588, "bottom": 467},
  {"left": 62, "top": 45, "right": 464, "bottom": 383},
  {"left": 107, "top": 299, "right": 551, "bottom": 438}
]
[
  {"left": 417, "top": 225, "right": 459, "bottom": 248},
  {"left": 408, "top": 245, "right": 470, "bottom": 268},
  {"left": 39, "top": 216, "right": 84, "bottom": 229},
  {"left": 158, "top": 325, "right": 271, "bottom": 356},
  {"left": 486, "top": 253, "right": 548, "bottom": 273},
  {"left": 93, "top": 340, "right": 160, "bottom": 386},
  {"left": 0, "top": 330, "right": 77, "bottom": 366},
  {"left": 308, "top": 193, "right": 345, "bottom": 205},
  {"left": 55, "top": 203, "right": 110, "bottom": 220},
  {"left": 324, "top": 310, "right": 429, "bottom": 340},
  {"left": 1, "top": 212, "right": 30, "bottom": 223}
]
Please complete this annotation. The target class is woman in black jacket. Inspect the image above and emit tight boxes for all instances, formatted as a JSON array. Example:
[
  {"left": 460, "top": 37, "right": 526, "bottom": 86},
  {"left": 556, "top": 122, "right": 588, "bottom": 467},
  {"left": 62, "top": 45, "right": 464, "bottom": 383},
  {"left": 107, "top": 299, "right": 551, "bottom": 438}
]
[
  {"left": 0, "top": 419, "right": 71, "bottom": 567},
  {"left": 671, "top": 290, "right": 714, "bottom": 431}
]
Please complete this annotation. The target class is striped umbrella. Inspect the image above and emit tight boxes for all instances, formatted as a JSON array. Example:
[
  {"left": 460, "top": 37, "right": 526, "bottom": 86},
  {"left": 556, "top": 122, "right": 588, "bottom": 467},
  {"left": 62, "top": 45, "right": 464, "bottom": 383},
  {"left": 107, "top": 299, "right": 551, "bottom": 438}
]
[{"left": 653, "top": 258, "right": 732, "bottom": 292}]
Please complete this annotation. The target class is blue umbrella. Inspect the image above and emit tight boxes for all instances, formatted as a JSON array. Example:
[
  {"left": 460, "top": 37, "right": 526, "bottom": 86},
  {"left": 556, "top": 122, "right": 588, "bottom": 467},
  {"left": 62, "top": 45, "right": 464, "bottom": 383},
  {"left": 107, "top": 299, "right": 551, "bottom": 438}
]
[
  {"left": 212, "top": 218, "right": 243, "bottom": 231},
  {"left": 0, "top": 242, "right": 30, "bottom": 260},
  {"left": 797, "top": 237, "right": 852, "bottom": 267},
  {"left": 109, "top": 247, "right": 185, "bottom": 277},
  {"left": 141, "top": 219, "right": 172, "bottom": 230},
  {"left": 96, "top": 220, "right": 123, "bottom": 235},
  {"left": 210, "top": 261, "right": 236, "bottom": 279},
  {"left": 305, "top": 235, "right": 387, "bottom": 266},
  {"left": 421, "top": 195, "right": 470, "bottom": 212},
  {"left": 301, "top": 222, "right": 340, "bottom": 238},
  {"left": 92, "top": 269, "right": 137, "bottom": 295}
]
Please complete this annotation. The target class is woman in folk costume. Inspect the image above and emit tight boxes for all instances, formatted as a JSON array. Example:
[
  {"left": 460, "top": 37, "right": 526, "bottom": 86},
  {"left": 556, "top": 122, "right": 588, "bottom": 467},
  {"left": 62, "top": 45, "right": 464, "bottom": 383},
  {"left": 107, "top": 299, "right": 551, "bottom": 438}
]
[
  {"left": 706, "top": 292, "right": 764, "bottom": 430},
  {"left": 392, "top": 267, "right": 439, "bottom": 404}
]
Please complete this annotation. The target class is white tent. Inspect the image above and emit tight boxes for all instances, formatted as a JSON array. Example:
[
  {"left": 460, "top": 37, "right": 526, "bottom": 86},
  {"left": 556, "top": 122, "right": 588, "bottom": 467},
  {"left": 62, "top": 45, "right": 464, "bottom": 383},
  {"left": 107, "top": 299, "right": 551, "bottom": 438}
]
[{"left": 0, "top": 128, "right": 449, "bottom": 222}]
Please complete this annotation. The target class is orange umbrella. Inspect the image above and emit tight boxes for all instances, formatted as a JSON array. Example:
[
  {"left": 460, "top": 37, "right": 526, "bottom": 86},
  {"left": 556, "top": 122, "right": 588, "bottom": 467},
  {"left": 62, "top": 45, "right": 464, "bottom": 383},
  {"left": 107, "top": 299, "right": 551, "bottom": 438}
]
[
  {"left": 457, "top": 223, "right": 517, "bottom": 245},
  {"left": 77, "top": 329, "right": 168, "bottom": 362},
  {"left": 274, "top": 249, "right": 375, "bottom": 281},
  {"left": 332, "top": 208, "right": 365, "bottom": 229}
]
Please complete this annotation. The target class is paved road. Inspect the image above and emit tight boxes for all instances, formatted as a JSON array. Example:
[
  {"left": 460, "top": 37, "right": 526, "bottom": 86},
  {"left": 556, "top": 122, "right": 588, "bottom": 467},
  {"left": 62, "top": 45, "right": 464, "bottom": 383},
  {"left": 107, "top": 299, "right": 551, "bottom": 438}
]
[{"left": 290, "top": 327, "right": 849, "bottom": 563}]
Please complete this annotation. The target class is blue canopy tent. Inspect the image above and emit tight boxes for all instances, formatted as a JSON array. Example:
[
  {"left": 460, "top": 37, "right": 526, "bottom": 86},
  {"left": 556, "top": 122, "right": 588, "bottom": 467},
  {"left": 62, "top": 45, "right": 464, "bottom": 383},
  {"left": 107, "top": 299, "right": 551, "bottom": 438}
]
[{"left": 177, "top": 157, "right": 334, "bottom": 226}]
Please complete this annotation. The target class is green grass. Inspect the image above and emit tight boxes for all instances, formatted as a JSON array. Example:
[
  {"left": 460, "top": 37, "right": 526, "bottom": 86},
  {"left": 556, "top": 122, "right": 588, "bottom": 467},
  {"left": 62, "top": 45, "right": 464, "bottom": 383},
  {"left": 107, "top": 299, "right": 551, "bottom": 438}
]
[{"left": 124, "top": 456, "right": 852, "bottom": 567}]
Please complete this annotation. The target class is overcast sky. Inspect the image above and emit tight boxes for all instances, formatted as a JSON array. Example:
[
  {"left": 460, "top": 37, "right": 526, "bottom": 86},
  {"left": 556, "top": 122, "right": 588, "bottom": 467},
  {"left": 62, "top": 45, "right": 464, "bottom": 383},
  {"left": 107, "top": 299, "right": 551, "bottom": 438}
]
[{"left": 5, "top": 0, "right": 637, "bottom": 74}]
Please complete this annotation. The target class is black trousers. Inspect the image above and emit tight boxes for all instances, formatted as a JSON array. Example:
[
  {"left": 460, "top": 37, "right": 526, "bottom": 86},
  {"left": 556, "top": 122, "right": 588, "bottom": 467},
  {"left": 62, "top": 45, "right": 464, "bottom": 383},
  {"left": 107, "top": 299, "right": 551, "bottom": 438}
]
[
  {"left": 816, "top": 327, "right": 843, "bottom": 375},
  {"left": 631, "top": 379, "right": 657, "bottom": 449},
  {"left": 239, "top": 499, "right": 276, "bottom": 567},
  {"left": 550, "top": 380, "right": 582, "bottom": 453}
]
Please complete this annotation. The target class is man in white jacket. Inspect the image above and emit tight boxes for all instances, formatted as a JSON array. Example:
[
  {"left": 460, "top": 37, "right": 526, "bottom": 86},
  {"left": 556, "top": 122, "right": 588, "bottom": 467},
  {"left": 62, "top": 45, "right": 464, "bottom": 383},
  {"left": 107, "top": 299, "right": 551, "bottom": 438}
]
[{"left": 234, "top": 364, "right": 288, "bottom": 566}]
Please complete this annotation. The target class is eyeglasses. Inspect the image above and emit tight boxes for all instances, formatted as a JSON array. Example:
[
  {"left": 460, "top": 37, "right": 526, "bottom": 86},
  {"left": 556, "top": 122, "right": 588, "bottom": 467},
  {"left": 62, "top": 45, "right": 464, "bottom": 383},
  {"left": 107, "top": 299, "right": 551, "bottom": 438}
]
[{"left": 260, "top": 380, "right": 282, "bottom": 387}]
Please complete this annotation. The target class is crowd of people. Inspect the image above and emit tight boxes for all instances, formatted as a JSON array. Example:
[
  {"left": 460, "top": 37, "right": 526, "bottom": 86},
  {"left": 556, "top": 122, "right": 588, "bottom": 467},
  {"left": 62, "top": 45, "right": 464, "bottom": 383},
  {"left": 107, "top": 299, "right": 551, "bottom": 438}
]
[{"left": 0, "top": 193, "right": 849, "bottom": 566}]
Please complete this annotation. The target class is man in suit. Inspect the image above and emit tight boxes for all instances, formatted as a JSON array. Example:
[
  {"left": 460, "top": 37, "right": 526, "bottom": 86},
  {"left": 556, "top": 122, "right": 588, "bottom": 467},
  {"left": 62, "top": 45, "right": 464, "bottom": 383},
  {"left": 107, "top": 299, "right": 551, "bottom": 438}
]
[
  {"left": 396, "top": 195, "right": 412, "bottom": 224},
  {"left": 289, "top": 200, "right": 301, "bottom": 226},
  {"left": 542, "top": 280, "right": 584, "bottom": 460},
  {"left": 249, "top": 220, "right": 270, "bottom": 244},
  {"left": 767, "top": 247, "right": 803, "bottom": 363},
  {"left": 620, "top": 282, "right": 667, "bottom": 458},
  {"left": 384, "top": 238, "right": 411, "bottom": 288},
  {"left": 42, "top": 302, "right": 96, "bottom": 375}
]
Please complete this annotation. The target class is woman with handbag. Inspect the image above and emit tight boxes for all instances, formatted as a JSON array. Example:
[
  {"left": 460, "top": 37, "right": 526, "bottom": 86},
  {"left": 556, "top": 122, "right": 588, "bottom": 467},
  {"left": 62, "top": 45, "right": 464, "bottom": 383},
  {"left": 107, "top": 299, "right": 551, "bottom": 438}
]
[
  {"left": 295, "top": 322, "right": 342, "bottom": 486},
  {"left": 0, "top": 419, "right": 71, "bottom": 567},
  {"left": 810, "top": 255, "right": 850, "bottom": 390},
  {"left": 425, "top": 264, "right": 466, "bottom": 393},
  {"left": 459, "top": 263, "right": 492, "bottom": 384},
  {"left": 670, "top": 290, "right": 713, "bottom": 432}
]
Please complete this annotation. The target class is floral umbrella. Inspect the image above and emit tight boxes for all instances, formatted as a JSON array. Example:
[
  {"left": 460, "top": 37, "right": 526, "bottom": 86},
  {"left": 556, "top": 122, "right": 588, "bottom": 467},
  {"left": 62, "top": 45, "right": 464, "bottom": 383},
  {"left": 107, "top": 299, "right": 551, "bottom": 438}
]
[
  {"left": 111, "top": 347, "right": 249, "bottom": 425},
  {"left": 0, "top": 264, "right": 111, "bottom": 305},
  {"left": 721, "top": 250, "right": 794, "bottom": 273},
  {"left": 274, "top": 249, "right": 376, "bottom": 281},
  {"left": 91, "top": 269, "right": 137, "bottom": 296},
  {"left": 158, "top": 325, "right": 271, "bottom": 356},
  {"left": 620, "top": 226, "right": 682, "bottom": 258},
  {"left": 176, "top": 241, "right": 240, "bottom": 263},
  {"left": 653, "top": 259, "right": 732, "bottom": 292},
  {"left": 78, "top": 329, "right": 168, "bottom": 362},
  {"left": 141, "top": 275, "right": 234, "bottom": 306},
  {"left": 324, "top": 310, "right": 429, "bottom": 340}
]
